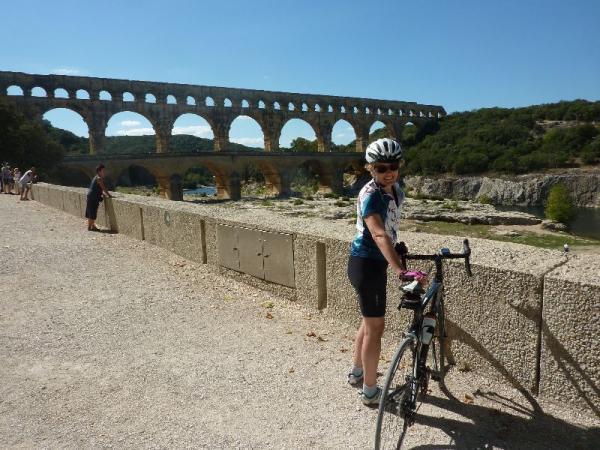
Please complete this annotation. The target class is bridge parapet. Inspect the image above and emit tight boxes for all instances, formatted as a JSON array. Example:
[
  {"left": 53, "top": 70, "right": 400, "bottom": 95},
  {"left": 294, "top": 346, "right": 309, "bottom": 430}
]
[{"left": 1, "top": 71, "right": 445, "bottom": 155}]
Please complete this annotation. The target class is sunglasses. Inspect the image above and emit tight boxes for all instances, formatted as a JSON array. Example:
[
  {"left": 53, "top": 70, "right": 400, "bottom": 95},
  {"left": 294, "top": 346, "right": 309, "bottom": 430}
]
[{"left": 374, "top": 163, "right": 400, "bottom": 174}]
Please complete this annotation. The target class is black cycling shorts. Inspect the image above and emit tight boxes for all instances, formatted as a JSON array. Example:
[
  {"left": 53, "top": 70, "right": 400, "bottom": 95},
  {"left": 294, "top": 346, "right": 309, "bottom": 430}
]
[{"left": 347, "top": 255, "right": 388, "bottom": 317}]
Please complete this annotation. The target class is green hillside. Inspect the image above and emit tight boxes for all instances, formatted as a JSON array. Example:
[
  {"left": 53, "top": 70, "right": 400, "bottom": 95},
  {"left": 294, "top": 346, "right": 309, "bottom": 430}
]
[{"left": 294, "top": 99, "right": 600, "bottom": 175}]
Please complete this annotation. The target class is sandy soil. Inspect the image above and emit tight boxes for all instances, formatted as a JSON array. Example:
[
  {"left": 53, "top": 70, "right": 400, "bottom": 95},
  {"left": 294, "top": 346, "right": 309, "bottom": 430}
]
[{"left": 1, "top": 195, "right": 598, "bottom": 449}]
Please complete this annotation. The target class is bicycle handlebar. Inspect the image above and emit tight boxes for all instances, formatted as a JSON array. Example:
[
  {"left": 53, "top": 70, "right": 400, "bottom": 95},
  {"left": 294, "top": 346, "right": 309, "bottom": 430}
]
[{"left": 398, "top": 239, "right": 472, "bottom": 276}]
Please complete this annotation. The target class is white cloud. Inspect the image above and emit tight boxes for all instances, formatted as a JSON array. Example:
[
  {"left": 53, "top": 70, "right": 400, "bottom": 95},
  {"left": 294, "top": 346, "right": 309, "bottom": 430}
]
[
  {"left": 51, "top": 67, "right": 82, "bottom": 76},
  {"left": 173, "top": 125, "right": 213, "bottom": 138},
  {"left": 115, "top": 127, "right": 155, "bottom": 136},
  {"left": 230, "top": 137, "right": 264, "bottom": 147},
  {"left": 121, "top": 120, "right": 141, "bottom": 128},
  {"left": 335, "top": 133, "right": 346, "bottom": 138}
]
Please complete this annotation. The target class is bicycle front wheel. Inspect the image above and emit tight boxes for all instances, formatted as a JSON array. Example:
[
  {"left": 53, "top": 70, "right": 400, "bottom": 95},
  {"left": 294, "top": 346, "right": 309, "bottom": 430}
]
[{"left": 375, "top": 337, "right": 418, "bottom": 450}]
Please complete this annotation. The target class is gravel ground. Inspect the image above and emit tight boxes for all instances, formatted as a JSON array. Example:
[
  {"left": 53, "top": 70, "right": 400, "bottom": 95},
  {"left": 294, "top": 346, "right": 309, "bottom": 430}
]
[{"left": 1, "top": 194, "right": 598, "bottom": 449}]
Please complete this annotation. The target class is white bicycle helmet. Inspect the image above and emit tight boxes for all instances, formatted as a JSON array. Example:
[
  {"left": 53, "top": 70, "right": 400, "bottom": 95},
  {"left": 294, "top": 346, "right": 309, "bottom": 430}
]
[{"left": 365, "top": 138, "right": 403, "bottom": 163}]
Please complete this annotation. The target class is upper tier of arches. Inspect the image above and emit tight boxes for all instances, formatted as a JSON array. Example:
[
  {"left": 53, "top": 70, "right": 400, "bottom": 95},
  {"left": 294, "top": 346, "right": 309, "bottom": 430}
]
[{"left": 0, "top": 71, "right": 446, "bottom": 119}]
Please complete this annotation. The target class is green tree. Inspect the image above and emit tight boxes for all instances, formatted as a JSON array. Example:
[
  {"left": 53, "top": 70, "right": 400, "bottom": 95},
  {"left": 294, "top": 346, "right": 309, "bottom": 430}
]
[
  {"left": 0, "top": 99, "right": 64, "bottom": 176},
  {"left": 544, "top": 183, "right": 577, "bottom": 224}
]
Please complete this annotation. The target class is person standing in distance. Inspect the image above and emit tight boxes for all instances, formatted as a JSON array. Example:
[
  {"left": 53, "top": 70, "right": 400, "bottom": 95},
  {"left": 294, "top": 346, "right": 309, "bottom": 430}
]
[
  {"left": 19, "top": 167, "right": 36, "bottom": 201},
  {"left": 347, "top": 138, "right": 409, "bottom": 405},
  {"left": 85, "top": 164, "right": 112, "bottom": 231}
]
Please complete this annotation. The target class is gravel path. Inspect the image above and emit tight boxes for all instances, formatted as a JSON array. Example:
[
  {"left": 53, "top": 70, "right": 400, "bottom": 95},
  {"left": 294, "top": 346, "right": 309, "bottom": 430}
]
[{"left": 1, "top": 195, "right": 598, "bottom": 449}]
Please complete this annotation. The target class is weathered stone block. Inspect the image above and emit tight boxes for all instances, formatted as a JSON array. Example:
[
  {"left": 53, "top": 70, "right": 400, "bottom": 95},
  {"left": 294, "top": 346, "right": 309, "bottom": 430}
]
[{"left": 104, "top": 197, "right": 143, "bottom": 240}]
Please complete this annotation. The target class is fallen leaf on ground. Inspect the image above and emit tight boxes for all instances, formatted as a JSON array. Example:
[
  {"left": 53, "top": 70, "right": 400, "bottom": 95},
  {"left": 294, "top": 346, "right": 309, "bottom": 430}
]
[
  {"left": 285, "top": 330, "right": 293, "bottom": 334},
  {"left": 339, "top": 348, "right": 349, "bottom": 353},
  {"left": 265, "top": 312, "right": 274, "bottom": 319},
  {"left": 463, "top": 393, "right": 474, "bottom": 404},
  {"left": 288, "top": 368, "right": 295, "bottom": 373},
  {"left": 317, "top": 335, "right": 328, "bottom": 342},
  {"left": 261, "top": 301, "right": 274, "bottom": 308},
  {"left": 306, "top": 331, "right": 316, "bottom": 337}
]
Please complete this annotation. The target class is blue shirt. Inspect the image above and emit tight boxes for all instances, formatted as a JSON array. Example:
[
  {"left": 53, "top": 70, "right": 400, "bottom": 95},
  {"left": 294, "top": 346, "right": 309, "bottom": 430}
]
[{"left": 350, "top": 179, "right": 404, "bottom": 260}]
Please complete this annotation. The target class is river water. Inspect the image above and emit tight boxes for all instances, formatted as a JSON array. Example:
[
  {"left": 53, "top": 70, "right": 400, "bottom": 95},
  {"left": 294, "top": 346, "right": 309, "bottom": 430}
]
[
  {"left": 497, "top": 205, "right": 600, "bottom": 240},
  {"left": 183, "top": 186, "right": 218, "bottom": 196}
]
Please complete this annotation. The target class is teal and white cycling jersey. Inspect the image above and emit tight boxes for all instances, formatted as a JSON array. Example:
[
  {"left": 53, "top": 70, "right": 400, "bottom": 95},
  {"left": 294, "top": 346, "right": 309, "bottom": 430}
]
[{"left": 350, "top": 179, "right": 404, "bottom": 261}]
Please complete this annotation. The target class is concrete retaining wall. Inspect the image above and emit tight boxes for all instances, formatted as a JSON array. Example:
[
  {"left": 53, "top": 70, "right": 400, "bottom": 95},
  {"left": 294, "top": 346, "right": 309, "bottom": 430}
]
[{"left": 30, "top": 183, "right": 600, "bottom": 419}]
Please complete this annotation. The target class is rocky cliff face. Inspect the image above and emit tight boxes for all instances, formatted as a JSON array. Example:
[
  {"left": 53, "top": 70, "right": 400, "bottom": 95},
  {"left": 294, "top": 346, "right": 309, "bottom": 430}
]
[{"left": 404, "top": 171, "right": 600, "bottom": 207}]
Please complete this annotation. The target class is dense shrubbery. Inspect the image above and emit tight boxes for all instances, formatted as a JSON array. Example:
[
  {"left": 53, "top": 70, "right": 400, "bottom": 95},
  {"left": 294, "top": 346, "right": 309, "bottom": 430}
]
[
  {"left": 405, "top": 101, "right": 600, "bottom": 175},
  {"left": 544, "top": 184, "right": 577, "bottom": 224}
]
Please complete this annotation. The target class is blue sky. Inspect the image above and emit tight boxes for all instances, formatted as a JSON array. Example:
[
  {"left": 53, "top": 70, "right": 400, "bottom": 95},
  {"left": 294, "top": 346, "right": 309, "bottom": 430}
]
[{"left": 2, "top": 0, "right": 599, "bottom": 145}]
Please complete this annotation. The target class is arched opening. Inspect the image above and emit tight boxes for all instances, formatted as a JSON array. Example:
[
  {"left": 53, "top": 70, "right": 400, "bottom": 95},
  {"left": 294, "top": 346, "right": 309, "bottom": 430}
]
[
  {"left": 258, "top": 100, "right": 266, "bottom": 109},
  {"left": 206, "top": 96, "right": 215, "bottom": 107},
  {"left": 224, "top": 98, "right": 232, "bottom": 107},
  {"left": 42, "top": 108, "right": 89, "bottom": 154},
  {"left": 302, "top": 103, "right": 308, "bottom": 112},
  {"left": 353, "top": 106, "right": 359, "bottom": 114},
  {"left": 187, "top": 96, "right": 196, "bottom": 106},
  {"left": 172, "top": 113, "right": 214, "bottom": 151},
  {"left": 31, "top": 87, "right": 47, "bottom": 97},
  {"left": 229, "top": 115, "right": 264, "bottom": 149},
  {"left": 315, "top": 104, "right": 321, "bottom": 112},
  {"left": 365, "top": 107, "right": 371, "bottom": 115},
  {"left": 76, "top": 89, "right": 90, "bottom": 100},
  {"left": 340, "top": 106, "right": 346, "bottom": 113},
  {"left": 328, "top": 105, "right": 333, "bottom": 112},
  {"left": 106, "top": 111, "right": 156, "bottom": 153},
  {"left": 274, "top": 101, "right": 281, "bottom": 110},
  {"left": 388, "top": 108, "right": 393, "bottom": 116},
  {"left": 288, "top": 102, "right": 295, "bottom": 111},
  {"left": 240, "top": 162, "right": 267, "bottom": 196},
  {"left": 6, "top": 85, "right": 23, "bottom": 95},
  {"left": 291, "top": 160, "right": 324, "bottom": 196},
  {"left": 115, "top": 165, "right": 158, "bottom": 193},
  {"left": 401, "top": 121, "right": 418, "bottom": 146},
  {"left": 369, "top": 120, "right": 387, "bottom": 142},
  {"left": 99, "top": 90, "right": 111, "bottom": 101},
  {"left": 331, "top": 119, "right": 357, "bottom": 150},
  {"left": 279, "top": 119, "right": 317, "bottom": 150},
  {"left": 123, "top": 92, "right": 135, "bottom": 102},
  {"left": 343, "top": 161, "right": 369, "bottom": 194},
  {"left": 167, "top": 95, "right": 177, "bottom": 105},
  {"left": 241, "top": 99, "right": 249, "bottom": 108},
  {"left": 54, "top": 88, "right": 69, "bottom": 98},
  {"left": 146, "top": 93, "right": 156, "bottom": 103},
  {"left": 182, "top": 165, "right": 220, "bottom": 199}
]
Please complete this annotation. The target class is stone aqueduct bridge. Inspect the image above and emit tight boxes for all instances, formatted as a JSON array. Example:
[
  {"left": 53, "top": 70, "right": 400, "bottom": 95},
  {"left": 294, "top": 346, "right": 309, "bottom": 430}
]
[{"left": 1, "top": 71, "right": 445, "bottom": 199}]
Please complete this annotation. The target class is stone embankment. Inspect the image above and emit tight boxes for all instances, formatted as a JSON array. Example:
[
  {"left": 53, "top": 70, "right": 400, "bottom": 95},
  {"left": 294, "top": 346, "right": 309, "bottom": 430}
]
[
  {"left": 404, "top": 170, "right": 600, "bottom": 207},
  {"left": 29, "top": 183, "right": 600, "bottom": 423}
]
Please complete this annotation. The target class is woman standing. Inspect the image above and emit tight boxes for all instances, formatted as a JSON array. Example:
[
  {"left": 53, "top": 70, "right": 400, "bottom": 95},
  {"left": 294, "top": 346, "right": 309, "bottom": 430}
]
[
  {"left": 85, "top": 164, "right": 112, "bottom": 231},
  {"left": 347, "top": 138, "right": 409, "bottom": 405}
]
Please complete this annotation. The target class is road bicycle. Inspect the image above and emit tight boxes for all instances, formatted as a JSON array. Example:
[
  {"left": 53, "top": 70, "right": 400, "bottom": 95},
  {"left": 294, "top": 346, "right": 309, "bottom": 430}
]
[{"left": 375, "top": 239, "right": 472, "bottom": 450}]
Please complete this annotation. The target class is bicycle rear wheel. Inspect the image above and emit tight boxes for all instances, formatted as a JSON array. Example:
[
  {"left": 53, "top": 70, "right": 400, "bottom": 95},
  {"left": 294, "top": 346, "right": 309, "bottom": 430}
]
[{"left": 375, "top": 337, "right": 418, "bottom": 450}]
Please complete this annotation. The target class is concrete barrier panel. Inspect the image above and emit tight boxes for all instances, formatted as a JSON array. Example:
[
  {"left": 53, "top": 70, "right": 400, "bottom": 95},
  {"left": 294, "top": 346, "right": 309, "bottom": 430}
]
[
  {"left": 540, "top": 255, "right": 600, "bottom": 417},
  {"left": 104, "top": 198, "right": 143, "bottom": 240},
  {"left": 141, "top": 204, "right": 205, "bottom": 264},
  {"left": 62, "top": 189, "right": 82, "bottom": 218}
]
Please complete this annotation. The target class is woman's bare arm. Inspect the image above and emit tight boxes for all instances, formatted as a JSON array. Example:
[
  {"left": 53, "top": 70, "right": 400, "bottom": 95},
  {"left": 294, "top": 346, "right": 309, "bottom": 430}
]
[{"left": 364, "top": 214, "right": 406, "bottom": 276}]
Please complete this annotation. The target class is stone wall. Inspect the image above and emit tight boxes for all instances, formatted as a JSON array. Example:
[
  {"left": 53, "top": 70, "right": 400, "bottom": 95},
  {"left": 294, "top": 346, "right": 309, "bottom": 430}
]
[{"left": 30, "top": 183, "right": 600, "bottom": 419}]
